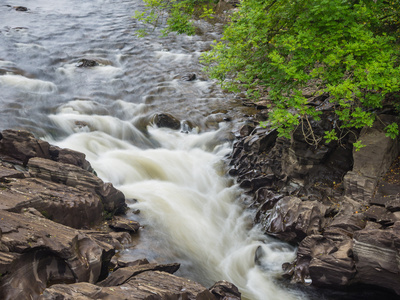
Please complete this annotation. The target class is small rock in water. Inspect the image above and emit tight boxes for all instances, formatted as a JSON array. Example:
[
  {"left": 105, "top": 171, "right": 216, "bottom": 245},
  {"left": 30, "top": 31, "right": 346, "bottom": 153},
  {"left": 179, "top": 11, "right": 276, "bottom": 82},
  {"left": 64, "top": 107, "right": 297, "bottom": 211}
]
[
  {"left": 76, "top": 59, "right": 99, "bottom": 68},
  {"left": 181, "top": 73, "right": 196, "bottom": 81},
  {"left": 14, "top": 6, "right": 28, "bottom": 11}
]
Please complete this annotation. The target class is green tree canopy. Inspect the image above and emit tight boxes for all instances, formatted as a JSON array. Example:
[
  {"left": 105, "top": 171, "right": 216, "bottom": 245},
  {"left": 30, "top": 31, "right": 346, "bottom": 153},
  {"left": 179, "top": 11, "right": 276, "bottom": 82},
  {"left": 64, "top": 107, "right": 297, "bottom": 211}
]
[{"left": 201, "top": 0, "right": 400, "bottom": 148}]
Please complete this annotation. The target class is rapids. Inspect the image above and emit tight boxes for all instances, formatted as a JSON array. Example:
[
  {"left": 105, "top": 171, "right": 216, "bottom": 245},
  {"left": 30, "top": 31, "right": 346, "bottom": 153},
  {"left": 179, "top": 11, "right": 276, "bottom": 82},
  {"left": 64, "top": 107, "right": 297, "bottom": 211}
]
[{"left": 0, "top": 1, "right": 309, "bottom": 299}]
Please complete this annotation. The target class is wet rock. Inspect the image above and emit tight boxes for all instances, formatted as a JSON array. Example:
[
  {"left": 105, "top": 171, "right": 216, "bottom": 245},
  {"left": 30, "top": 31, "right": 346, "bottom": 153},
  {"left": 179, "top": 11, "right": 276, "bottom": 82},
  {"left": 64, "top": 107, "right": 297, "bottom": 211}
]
[
  {"left": 0, "top": 210, "right": 116, "bottom": 300},
  {"left": 14, "top": 6, "right": 28, "bottom": 12},
  {"left": 153, "top": 113, "right": 181, "bottom": 130},
  {"left": 209, "top": 280, "right": 241, "bottom": 299},
  {"left": 260, "top": 196, "right": 327, "bottom": 243},
  {"left": 353, "top": 222, "right": 400, "bottom": 295},
  {"left": 109, "top": 216, "right": 140, "bottom": 233},
  {"left": 182, "top": 73, "right": 196, "bottom": 81},
  {"left": 76, "top": 58, "right": 99, "bottom": 67}
]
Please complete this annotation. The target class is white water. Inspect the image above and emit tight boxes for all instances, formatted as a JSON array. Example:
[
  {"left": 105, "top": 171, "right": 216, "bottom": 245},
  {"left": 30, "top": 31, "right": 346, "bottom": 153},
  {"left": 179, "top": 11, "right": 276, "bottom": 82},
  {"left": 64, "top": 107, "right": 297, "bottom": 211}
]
[{"left": 49, "top": 105, "right": 306, "bottom": 300}]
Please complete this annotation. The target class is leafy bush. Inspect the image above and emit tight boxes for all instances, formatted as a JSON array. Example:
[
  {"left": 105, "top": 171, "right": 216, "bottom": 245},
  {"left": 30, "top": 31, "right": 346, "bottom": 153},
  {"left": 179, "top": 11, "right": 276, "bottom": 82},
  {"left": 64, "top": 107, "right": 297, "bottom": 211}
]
[
  {"left": 201, "top": 0, "right": 400, "bottom": 146},
  {"left": 134, "top": 0, "right": 216, "bottom": 36}
]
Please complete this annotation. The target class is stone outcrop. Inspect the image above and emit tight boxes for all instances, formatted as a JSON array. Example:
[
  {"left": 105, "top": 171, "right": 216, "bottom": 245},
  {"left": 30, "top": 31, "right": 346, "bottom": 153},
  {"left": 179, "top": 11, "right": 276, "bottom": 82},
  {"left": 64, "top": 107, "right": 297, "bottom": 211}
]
[
  {"left": 344, "top": 115, "right": 399, "bottom": 203},
  {"left": 229, "top": 112, "right": 400, "bottom": 296},
  {"left": 40, "top": 262, "right": 241, "bottom": 300},
  {"left": 0, "top": 129, "right": 126, "bottom": 229},
  {"left": 0, "top": 210, "right": 117, "bottom": 300}
]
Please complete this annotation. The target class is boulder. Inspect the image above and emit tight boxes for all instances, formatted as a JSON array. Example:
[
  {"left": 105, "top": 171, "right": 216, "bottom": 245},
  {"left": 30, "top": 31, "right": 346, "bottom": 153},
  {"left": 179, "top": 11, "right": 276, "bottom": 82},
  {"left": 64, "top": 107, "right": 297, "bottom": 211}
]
[
  {"left": 209, "top": 281, "right": 241, "bottom": 300},
  {"left": 0, "top": 210, "right": 117, "bottom": 300},
  {"left": 260, "top": 196, "right": 327, "bottom": 243},
  {"left": 28, "top": 157, "right": 126, "bottom": 215},
  {"left": 353, "top": 222, "right": 400, "bottom": 295},
  {"left": 109, "top": 216, "right": 140, "bottom": 233},
  {"left": 153, "top": 113, "right": 181, "bottom": 130},
  {"left": 0, "top": 130, "right": 51, "bottom": 166},
  {"left": 76, "top": 59, "right": 99, "bottom": 68},
  {"left": 0, "top": 176, "right": 104, "bottom": 228},
  {"left": 344, "top": 115, "right": 399, "bottom": 203}
]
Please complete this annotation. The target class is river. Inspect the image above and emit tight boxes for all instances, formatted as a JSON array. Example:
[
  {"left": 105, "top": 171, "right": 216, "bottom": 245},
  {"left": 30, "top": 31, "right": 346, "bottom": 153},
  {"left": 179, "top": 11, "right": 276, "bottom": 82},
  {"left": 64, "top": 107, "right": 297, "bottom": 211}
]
[{"left": 0, "top": 1, "right": 312, "bottom": 299}]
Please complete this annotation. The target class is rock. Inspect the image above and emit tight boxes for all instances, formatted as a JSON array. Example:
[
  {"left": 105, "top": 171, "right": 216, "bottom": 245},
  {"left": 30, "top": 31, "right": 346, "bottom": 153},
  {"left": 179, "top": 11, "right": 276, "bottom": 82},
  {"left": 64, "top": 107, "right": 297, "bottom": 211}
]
[
  {"left": 0, "top": 176, "right": 104, "bottom": 228},
  {"left": 14, "top": 6, "right": 28, "bottom": 11},
  {"left": 76, "top": 59, "right": 99, "bottom": 67},
  {"left": 41, "top": 262, "right": 222, "bottom": 300},
  {"left": 344, "top": 115, "right": 399, "bottom": 203},
  {"left": 353, "top": 222, "right": 400, "bottom": 295},
  {"left": 0, "top": 130, "right": 51, "bottom": 166},
  {"left": 49, "top": 145, "right": 94, "bottom": 172},
  {"left": 209, "top": 281, "right": 241, "bottom": 299},
  {"left": 0, "top": 210, "right": 116, "bottom": 300},
  {"left": 98, "top": 262, "right": 180, "bottom": 287},
  {"left": 260, "top": 196, "right": 327, "bottom": 243},
  {"left": 109, "top": 216, "right": 140, "bottom": 233},
  {"left": 243, "top": 128, "right": 277, "bottom": 154},
  {"left": 153, "top": 113, "right": 181, "bottom": 130},
  {"left": 182, "top": 73, "right": 196, "bottom": 81},
  {"left": 283, "top": 234, "right": 356, "bottom": 287},
  {"left": 41, "top": 270, "right": 218, "bottom": 300},
  {"left": 28, "top": 157, "right": 126, "bottom": 215}
]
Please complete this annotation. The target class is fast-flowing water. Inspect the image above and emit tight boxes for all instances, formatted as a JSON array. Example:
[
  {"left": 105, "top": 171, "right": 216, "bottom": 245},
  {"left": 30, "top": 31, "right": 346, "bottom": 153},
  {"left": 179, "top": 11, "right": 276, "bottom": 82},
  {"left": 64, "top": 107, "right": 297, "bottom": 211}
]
[{"left": 0, "top": 1, "right": 309, "bottom": 299}]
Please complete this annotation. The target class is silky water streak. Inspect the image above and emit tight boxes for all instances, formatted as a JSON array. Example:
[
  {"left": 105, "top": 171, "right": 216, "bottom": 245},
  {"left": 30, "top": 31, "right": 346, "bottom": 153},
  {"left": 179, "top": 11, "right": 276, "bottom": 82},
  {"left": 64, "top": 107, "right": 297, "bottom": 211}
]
[{"left": 50, "top": 120, "right": 307, "bottom": 300}]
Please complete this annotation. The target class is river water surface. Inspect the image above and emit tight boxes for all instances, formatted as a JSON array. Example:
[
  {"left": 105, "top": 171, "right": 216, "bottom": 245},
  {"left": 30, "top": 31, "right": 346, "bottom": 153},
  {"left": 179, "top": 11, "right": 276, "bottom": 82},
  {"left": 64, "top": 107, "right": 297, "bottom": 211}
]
[{"left": 0, "top": 1, "right": 310, "bottom": 299}]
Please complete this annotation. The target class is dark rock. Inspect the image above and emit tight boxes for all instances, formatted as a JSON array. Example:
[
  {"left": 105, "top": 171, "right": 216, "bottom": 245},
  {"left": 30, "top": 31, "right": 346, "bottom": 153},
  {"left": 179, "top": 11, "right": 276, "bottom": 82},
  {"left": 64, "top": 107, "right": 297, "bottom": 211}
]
[
  {"left": 260, "top": 196, "right": 327, "bottom": 243},
  {"left": 353, "top": 222, "right": 400, "bottom": 295},
  {"left": 243, "top": 128, "right": 277, "bottom": 154},
  {"left": 0, "top": 210, "right": 116, "bottom": 300},
  {"left": 109, "top": 216, "right": 140, "bottom": 233},
  {"left": 0, "top": 129, "right": 51, "bottom": 166},
  {"left": 14, "top": 6, "right": 28, "bottom": 11},
  {"left": 284, "top": 234, "right": 356, "bottom": 287},
  {"left": 363, "top": 205, "right": 397, "bottom": 226},
  {"left": 0, "top": 176, "right": 104, "bottom": 228},
  {"left": 153, "top": 113, "right": 181, "bottom": 130},
  {"left": 209, "top": 280, "right": 241, "bottom": 300},
  {"left": 182, "top": 73, "right": 196, "bottom": 81},
  {"left": 49, "top": 145, "right": 94, "bottom": 172},
  {"left": 98, "top": 262, "right": 180, "bottom": 287},
  {"left": 28, "top": 157, "right": 126, "bottom": 216},
  {"left": 76, "top": 59, "right": 99, "bottom": 68},
  {"left": 344, "top": 115, "right": 399, "bottom": 203},
  {"left": 238, "top": 124, "right": 255, "bottom": 138},
  {"left": 42, "top": 270, "right": 217, "bottom": 300}
]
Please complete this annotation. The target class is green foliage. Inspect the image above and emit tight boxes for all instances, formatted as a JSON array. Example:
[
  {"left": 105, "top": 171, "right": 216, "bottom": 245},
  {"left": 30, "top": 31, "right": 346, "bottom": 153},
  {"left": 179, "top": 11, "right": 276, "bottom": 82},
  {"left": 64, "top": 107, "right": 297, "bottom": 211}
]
[
  {"left": 134, "top": 0, "right": 216, "bottom": 36},
  {"left": 202, "top": 0, "right": 400, "bottom": 144}
]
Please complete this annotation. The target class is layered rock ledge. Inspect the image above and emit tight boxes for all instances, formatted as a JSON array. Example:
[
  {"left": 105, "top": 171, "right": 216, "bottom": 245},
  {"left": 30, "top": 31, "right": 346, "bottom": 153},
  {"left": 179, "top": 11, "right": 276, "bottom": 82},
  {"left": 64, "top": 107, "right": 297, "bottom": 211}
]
[
  {"left": 229, "top": 112, "right": 400, "bottom": 296},
  {"left": 0, "top": 129, "right": 241, "bottom": 300}
]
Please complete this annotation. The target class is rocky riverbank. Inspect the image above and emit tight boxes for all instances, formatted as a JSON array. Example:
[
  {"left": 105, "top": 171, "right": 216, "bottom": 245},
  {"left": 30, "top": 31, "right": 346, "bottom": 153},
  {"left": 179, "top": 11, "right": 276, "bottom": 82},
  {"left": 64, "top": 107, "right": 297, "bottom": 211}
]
[
  {"left": 0, "top": 129, "right": 240, "bottom": 300},
  {"left": 229, "top": 104, "right": 400, "bottom": 297}
]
